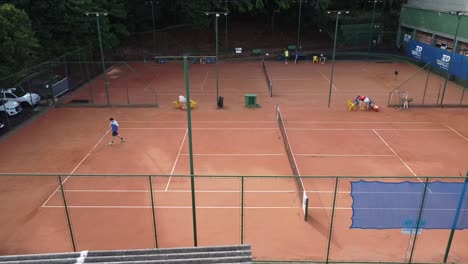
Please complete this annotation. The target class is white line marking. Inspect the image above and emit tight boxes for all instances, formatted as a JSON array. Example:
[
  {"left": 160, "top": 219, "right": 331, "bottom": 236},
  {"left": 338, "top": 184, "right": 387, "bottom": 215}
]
[
  {"left": 43, "top": 205, "right": 300, "bottom": 209},
  {"left": 166, "top": 130, "right": 188, "bottom": 191},
  {"left": 296, "top": 154, "right": 395, "bottom": 157},
  {"left": 62, "top": 190, "right": 297, "bottom": 193},
  {"left": 372, "top": 129, "right": 421, "bottom": 182},
  {"left": 319, "top": 71, "right": 338, "bottom": 91},
  {"left": 118, "top": 121, "right": 432, "bottom": 124},
  {"left": 287, "top": 122, "right": 433, "bottom": 124},
  {"left": 202, "top": 71, "right": 209, "bottom": 91},
  {"left": 120, "top": 121, "right": 277, "bottom": 123},
  {"left": 443, "top": 123, "right": 468, "bottom": 142},
  {"left": 178, "top": 153, "right": 284, "bottom": 156},
  {"left": 120, "top": 128, "right": 448, "bottom": 131},
  {"left": 60, "top": 189, "right": 459, "bottom": 194},
  {"left": 42, "top": 205, "right": 468, "bottom": 211},
  {"left": 120, "top": 128, "right": 187, "bottom": 130},
  {"left": 288, "top": 129, "right": 448, "bottom": 131},
  {"left": 121, "top": 128, "right": 277, "bottom": 130},
  {"left": 41, "top": 130, "right": 111, "bottom": 207}
]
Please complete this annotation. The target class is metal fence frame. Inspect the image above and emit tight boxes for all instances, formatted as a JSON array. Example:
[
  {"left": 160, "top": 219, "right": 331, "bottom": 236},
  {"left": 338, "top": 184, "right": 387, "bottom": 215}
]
[{"left": 0, "top": 173, "right": 467, "bottom": 263}]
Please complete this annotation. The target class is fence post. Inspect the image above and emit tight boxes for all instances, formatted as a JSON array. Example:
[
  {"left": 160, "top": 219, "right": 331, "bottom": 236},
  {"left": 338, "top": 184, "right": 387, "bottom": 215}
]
[
  {"left": 57, "top": 175, "right": 76, "bottom": 252},
  {"left": 84, "top": 61, "right": 94, "bottom": 104},
  {"left": 241, "top": 176, "right": 244, "bottom": 244},
  {"left": 422, "top": 65, "right": 431, "bottom": 104},
  {"left": 443, "top": 171, "right": 468, "bottom": 263},
  {"left": 125, "top": 64, "right": 130, "bottom": 104},
  {"left": 408, "top": 177, "right": 430, "bottom": 263},
  {"left": 184, "top": 56, "right": 198, "bottom": 247},
  {"left": 326, "top": 177, "right": 339, "bottom": 264},
  {"left": 148, "top": 176, "right": 159, "bottom": 248}
]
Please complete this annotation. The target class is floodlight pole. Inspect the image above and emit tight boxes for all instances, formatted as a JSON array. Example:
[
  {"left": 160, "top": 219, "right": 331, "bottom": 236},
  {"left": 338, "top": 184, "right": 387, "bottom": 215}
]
[
  {"left": 440, "top": 11, "right": 464, "bottom": 105},
  {"left": 296, "top": 0, "right": 308, "bottom": 49},
  {"left": 86, "top": 11, "right": 110, "bottom": 105},
  {"left": 206, "top": 11, "right": 228, "bottom": 107},
  {"left": 146, "top": 1, "right": 159, "bottom": 54},
  {"left": 327, "top": 11, "right": 349, "bottom": 108},
  {"left": 368, "top": 1, "right": 382, "bottom": 55}
]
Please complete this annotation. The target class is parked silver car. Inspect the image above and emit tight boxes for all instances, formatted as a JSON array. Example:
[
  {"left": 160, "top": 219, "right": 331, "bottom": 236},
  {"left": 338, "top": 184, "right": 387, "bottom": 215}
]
[
  {"left": 0, "top": 87, "right": 40, "bottom": 106},
  {"left": 0, "top": 99, "right": 21, "bottom": 116}
]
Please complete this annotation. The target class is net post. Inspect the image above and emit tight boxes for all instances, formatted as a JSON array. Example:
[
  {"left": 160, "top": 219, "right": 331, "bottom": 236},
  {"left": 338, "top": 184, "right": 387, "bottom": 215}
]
[
  {"left": 148, "top": 175, "right": 159, "bottom": 248},
  {"left": 57, "top": 175, "right": 76, "bottom": 252},
  {"left": 408, "top": 177, "right": 430, "bottom": 263},
  {"left": 326, "top": 177, "right": 339, "bottom": 263},
  {"left": 443, "top": 171, "right": 468, "bottom": 263},
  {"left": 241, "top": 176, "right": 245, "bottom": 244}
]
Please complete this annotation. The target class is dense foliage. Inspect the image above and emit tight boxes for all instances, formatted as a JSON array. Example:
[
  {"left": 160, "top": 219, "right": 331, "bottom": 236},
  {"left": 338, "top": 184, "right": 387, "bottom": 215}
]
[{"left": 0, "top": 0, "right": 406, "bottom": 77}]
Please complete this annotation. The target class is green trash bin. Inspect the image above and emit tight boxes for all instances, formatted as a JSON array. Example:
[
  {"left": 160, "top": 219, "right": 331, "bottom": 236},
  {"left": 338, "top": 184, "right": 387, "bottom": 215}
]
[{"left": 245, "top": 94, "right": 257, "bottom": 107}]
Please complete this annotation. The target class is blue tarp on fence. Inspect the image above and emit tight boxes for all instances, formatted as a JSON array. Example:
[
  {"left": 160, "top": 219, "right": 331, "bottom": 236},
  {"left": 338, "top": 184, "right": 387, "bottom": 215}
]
[{"left": 351, "top": 181, "right": 468, "bottom": 229}]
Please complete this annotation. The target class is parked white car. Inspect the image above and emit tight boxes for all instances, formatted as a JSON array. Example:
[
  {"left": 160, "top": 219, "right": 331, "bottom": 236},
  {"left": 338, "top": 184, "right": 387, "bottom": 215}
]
[
  {"left": 0, "top": 99, "right": 21, "bottom": 116},
  {"left": 0, "top": 87, "right": 40, "bottom": 106}
]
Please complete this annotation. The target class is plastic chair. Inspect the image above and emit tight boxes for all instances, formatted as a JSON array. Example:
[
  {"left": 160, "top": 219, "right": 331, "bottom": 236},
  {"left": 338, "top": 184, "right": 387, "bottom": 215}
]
[
  {"left": 173, "top": 99, "right": 197, "bottom": 109},
  {"left": 313, "top": 56, "right": 319, "bottom": 63},
  {"left": 346, "top": 100, "right": 356, "bottom": 111}
]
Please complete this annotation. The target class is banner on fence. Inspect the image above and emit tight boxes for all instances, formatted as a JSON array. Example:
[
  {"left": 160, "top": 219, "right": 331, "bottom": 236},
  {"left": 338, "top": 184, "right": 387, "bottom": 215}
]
[{"left": 406, "top": 39, "right": 468, "bottom": 80}]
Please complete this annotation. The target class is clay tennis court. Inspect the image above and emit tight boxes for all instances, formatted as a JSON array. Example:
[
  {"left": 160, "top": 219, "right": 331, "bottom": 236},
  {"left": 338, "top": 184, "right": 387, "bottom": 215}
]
[{"left": 1, "top": 60, "right": 468, "bottom": 262}]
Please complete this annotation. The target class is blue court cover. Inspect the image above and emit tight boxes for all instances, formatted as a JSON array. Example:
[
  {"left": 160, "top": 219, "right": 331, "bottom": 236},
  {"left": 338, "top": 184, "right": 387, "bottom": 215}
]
[{"left": 351, "top": 181, "right": 468, "bottom": 229}]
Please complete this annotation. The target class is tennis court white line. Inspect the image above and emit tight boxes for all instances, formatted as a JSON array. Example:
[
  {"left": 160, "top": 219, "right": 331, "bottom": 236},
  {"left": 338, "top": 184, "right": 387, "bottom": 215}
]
[
  {"left": 202, "top": 71, "right": 209, "bottom": 91},
  {"left": 178, "top": 153, "right": 284, "bottom": 156},
  {"left": 118, "top": 121, "right": 433, "bottom": 124},
  {"left": 120, "top": 121, "right": 277, "bottom": 123},
  {"left": 119, "top": 128, "right": 447, "bottom": 131},
  {"left": 58, "top": 189, "right": 461, "bottom": 195},
  {"left": 319, "top": 71, "right": 338, "bottom": 91},
  {"left": 269, "top": 69, "right": 367, "bottom": 72},
  {"left": 42, "top": 205, "right": 468, "bottom": 211},
  {"left": 442, "top": 123, "right": 468, "bottom": 142},
  {"left": 120, "top": 128, "right": 186, "bottom": 130},
  {"left": 121, "top": 128, "right": 278, "bottom": 130},
  {"left": 42, "top": 205, "right": 301, "bottom": 209},
  {"left": 166, "top": 129, "right": 188, "bottom": 191},
  {"left": 287, "top": 121, "right": 433, "bottom": 124},
  {"left": 287, "top": 129, "right": 449, "bottom": 131},
  {"left": 372, "top": 129, "right": 422, "bottom": 183},
  {"left": 60, "top": 190, "right": 297, "bottom": 193},
  {"left": 41, "top": 129, "right": 111, "bottom": 207},
  {"left": 295, "top": 154, "right": 395, "bottom": 157}
]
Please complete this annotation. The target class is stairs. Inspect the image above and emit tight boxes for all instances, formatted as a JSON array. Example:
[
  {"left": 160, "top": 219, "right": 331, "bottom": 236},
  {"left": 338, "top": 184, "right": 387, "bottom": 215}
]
[{"left": 0, "top": 245, "right": 252, "bottom": 264}]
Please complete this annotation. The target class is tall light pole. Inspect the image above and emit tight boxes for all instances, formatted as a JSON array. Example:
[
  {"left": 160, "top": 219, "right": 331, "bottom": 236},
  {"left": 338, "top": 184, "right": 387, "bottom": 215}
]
[
  {"left": 86, "top": 11, "right": 110, "bottom": 105},
  {"left": 327, "top": 10, "right": 350, "bottom": 108},
  {"left": 440, "top": 11, "right": 466, "bottom": 105},
  {"left": 368, "top": 0, "right": 383, "bottom": 54},
  {"left": 145, "top": 1, "right": 159, "bottom": 54},
  {"left": 206, "top": 11, "right": 228, "bottom": 107},
  {"left": 219, "top": 0, "right": 234, "bottom": 51},
  {"left": 296, "top": 0, "right": 308, "bottom": 49}
]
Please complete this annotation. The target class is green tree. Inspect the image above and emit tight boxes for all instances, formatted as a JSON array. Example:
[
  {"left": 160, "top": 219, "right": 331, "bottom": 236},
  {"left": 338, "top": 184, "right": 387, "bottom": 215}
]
[
  {"left": 0, "top": 3, "right": 40, "bottom": 78},
  {"left": 2, "top": 0, "right": 129, "bottom": 57}
]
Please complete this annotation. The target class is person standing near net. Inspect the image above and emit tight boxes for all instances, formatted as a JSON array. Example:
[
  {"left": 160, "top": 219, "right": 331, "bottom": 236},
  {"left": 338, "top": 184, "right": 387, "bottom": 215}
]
[
  {"left": 108, "top": 117, "right": 124, "bottom": 145},
  {"left": 284, "top": 49, "right": 289, "bottom": 64}
]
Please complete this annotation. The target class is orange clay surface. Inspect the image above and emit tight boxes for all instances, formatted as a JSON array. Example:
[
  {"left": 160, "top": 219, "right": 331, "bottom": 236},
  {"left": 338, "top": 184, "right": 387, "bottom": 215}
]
[{"left": 1, "top": 61, "right": 468, "bottom": 262}]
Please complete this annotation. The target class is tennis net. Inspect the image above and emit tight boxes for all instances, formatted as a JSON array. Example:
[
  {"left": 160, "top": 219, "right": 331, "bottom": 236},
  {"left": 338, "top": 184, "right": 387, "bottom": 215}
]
[
  {"left": 262, "top": 59, "right": 273, "bottom": 97},
  {"left": 276, "top": 105, "right": 309, "bottom": 221}
]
